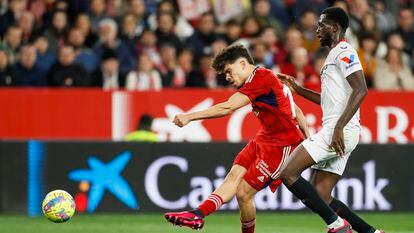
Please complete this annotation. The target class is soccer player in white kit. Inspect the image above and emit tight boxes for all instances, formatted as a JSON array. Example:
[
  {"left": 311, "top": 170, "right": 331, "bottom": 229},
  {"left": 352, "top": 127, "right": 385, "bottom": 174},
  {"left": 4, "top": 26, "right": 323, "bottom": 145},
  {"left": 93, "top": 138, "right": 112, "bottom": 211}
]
[{"left": 278, "top": 6, "right": 384, "bottom": 233}]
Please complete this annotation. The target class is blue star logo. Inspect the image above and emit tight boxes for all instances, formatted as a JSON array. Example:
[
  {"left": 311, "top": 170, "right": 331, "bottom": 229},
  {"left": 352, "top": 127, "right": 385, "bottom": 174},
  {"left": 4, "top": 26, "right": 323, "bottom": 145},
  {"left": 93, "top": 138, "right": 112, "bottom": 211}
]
[{"left": 68, "top": 151, "right": 138, "bottom": 212}]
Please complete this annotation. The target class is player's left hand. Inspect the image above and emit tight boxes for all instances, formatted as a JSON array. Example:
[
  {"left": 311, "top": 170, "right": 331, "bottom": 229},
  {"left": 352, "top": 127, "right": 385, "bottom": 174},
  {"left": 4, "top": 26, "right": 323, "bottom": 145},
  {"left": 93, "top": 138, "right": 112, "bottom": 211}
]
[
  {"left": 330, "top": 127, "right": 345, "bottom": 156},
  {"left": 173, "top": 114, "right": 191, "bottom": 127}
]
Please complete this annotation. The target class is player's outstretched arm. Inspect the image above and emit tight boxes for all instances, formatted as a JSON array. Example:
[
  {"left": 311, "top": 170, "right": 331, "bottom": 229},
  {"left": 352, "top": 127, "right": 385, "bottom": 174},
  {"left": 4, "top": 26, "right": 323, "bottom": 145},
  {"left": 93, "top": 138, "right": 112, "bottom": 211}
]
[
  {"left": 295, "top": 104, "right": 310, "bottom": 138},
  {"left": 173, "top": 92, "right": 250, "bottom": 127},
  {"left": 330, "top": 70, "right": 368, "bottom": 155},
  {"left": 277, "top": 73, "right": 321, "bottom": 105}
]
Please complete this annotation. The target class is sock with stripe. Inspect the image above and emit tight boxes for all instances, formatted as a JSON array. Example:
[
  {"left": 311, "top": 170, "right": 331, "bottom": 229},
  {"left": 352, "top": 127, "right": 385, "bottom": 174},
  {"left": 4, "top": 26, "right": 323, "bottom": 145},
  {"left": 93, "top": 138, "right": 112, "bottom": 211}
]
[
  {"left": 241, "top": 218, "right": 256, "bottom": 233},
  {"left": 194, "top": 194, "right": 223, "bottom": 217}
]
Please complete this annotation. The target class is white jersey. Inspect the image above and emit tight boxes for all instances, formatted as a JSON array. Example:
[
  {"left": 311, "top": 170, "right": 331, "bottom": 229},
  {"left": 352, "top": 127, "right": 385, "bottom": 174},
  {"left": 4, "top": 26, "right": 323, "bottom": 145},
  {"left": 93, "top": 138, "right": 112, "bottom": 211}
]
[{"left": 320, "top": 40, "right": 362, "bottom": 131}]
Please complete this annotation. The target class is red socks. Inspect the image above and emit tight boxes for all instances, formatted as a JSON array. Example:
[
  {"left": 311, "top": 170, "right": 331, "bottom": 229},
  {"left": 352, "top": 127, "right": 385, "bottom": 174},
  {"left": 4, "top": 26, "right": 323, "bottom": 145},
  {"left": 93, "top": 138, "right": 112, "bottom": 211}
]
[
  {"left": 197, "top": 194, "right": 223, "bottom": 217},
  {"left": 241, "top": 218, "right": 256, "bottom": 233}
]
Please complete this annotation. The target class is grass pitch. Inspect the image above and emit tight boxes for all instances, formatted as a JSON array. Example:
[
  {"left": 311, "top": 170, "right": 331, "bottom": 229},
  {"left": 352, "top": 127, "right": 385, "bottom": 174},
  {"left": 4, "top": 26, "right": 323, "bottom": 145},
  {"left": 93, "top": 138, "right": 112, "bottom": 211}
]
[{"left": 1, "top": 212, "right": 413, "bottom": 233}]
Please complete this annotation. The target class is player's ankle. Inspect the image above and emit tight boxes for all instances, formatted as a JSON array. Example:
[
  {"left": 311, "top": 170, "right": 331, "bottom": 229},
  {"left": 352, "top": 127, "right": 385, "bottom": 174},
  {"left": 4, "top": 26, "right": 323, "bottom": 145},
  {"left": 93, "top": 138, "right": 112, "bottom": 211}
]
[
  {"left": 190, "top": 209, "right": 205, "bottom": 218},
  {"left": 328, "top": 217, "right": 344, "bottom": 229}
]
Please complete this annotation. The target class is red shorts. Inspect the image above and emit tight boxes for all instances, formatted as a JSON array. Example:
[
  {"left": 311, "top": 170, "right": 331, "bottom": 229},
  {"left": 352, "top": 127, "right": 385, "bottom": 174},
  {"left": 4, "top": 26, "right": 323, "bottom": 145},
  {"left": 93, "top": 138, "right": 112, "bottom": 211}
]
[{"left": 233, "top": 140, "right": 299, "bottom": 192}]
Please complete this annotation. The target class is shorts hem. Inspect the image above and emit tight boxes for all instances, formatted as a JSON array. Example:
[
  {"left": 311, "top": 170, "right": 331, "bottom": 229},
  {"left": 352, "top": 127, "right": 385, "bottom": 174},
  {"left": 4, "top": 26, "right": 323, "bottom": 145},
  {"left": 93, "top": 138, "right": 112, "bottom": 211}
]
[
  {"left": 301, "top": 141, "right": 320, "bottom": 163},
  {"left": 243, "top": 178, "right": 262, "bottom": 191},
  {"left": 311, "top": 166, "right": 344, "bottom": 176}
]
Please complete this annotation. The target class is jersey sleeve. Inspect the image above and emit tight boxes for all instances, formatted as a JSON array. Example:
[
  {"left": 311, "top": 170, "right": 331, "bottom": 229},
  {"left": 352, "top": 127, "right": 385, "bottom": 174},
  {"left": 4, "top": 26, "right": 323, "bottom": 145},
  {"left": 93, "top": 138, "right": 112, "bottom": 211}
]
[
  {"left": 238, "top": 72, "right": 272, "bottom": 102},
  {"left": 335, "top": 49, "right": 363, "bottom": 78}
]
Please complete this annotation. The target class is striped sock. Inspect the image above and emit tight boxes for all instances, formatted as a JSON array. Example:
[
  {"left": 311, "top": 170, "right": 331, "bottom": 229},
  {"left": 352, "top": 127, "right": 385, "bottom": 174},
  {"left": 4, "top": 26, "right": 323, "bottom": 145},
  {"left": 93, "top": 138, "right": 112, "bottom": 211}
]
[
  {"left": 197, "top": 194, "right": 223, "bottom": 217},
  {"left": 241, "top": 218, "right": 256, "bottom": 233}
]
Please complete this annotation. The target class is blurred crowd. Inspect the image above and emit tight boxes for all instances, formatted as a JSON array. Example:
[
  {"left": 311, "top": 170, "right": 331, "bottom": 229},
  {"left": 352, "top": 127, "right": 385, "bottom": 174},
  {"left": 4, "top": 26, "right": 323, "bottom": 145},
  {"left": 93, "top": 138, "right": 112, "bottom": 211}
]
[{"left": 0, "top": 0, "right": 413, "bottom": 91}]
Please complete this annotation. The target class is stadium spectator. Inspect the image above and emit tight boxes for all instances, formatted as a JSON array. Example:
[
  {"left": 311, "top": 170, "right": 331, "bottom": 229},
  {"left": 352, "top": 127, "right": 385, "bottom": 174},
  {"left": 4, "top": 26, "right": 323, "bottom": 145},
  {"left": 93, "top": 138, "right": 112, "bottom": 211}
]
[
  {"left": 241, "top": 15, "right": 262, "bottom": 39},
  {"left": 8, "top": 0, "right": 28, "bottom": 24},
  {"left": 126, "top": 52, "right": 162, "bottom": 91},
  {"left": 44, "top": 10, "right": 69, "bottom": 55},
  {"left": 0, "top": 25, "right": 23, "bottom": 64},
  {"left": 210, "top": 38, "right": 228, "bottom": 56},
  {"left": 136, "top": 29, "right": 161, "bottom": 67},
  {"left": 94, "top": 18, "right": 137, "bottom": 77},
  {"left": 67, "top": 27, "right": 99, "bottom": 73},
  {"left": 348, "top": 0, "right": 370, "bottom": 33},
  {"left": 48, "top": 45, "right": 90, "bottom": 87},
  {"left": 268, "top": 0, "right": 290, "bottom": 28},
  {"left": 148, "top": 0, "right": 194, "bottom": 40},
  {"left": 386, "top": 32, "right": 411, "bottom": 68},
  {"left": 74, "top": 13, "right": 98, "bottom": 48},
  {"left": 259, "top": 26, "right": 286, "bottom": 68},
  {"left": 92, "top": 48, "right": 124, "bottom": 90},
  {"left": 295, "top": 8, "right": 319, "bottom": 54},
  {"left": 282, "top": 28, "right": 303, "bottom": 64},
  {"left": 17, "top": 11, "right": 37, "bottom": 44},
  {"left": 360, "top": 12, "right": 382, "bottom": 42},
  {"left": 186, "top": 12, "right": 219, "bottom": 57},
  {"left": 33, "top": 35, "right": 55, "bottom": 72},
  {"left": 253, "top": 0, "right": 283, "bottom": 39},
  {"left": 198, "top": 49, "right": 225, "bottom": 89},
  {"left": 155, "top": 11, "right": 182, "bottom": 50},
  {"left": 13, "top": 45, "right": 48, "bottom": 86},
  {"left": 374, "top": 48, "right": 414, "bottom": 90},
  {"left": 28, "top": 0, "right": 47, "bottom": 30},
  {"left": 395, "top": 6, "right": 414, "bottom": 71},
  {"left": 87, "top": 0, "right": 109, "bottom": 34},
  {"left": 221, "top": 19, "right": 242, "bottom": 45},
  {"left": 0, "top": 49, "right": 15, "bottom": 86},
  {"left": 357, "top": 32, "right": 379, "bottom": 88},
  {"left": 157, "top": 43, "right": 184, "bottom": 87},
  {"left": 0, "top": 0, "right": 14, "bottom": 38},
  {"left": 119, "top": 13, "right": 140, "bottom": 53},
  {"left": 280, "top": 47, "right": 318, "bottom": 91},
  {"left": 251, "top": 41, "right": 273, "bottom": 69},
  {"left": 179, "top": 48, "right": 204, "bottom": 88},
  {"left": 127, "top": 0, "right": 149, "bottom": 36},
  {"left": 372, "top": 0, "right": 396, "bottom": 34},
  {"left": 124, "top": 114, "right": 159, "bottom": 142}
]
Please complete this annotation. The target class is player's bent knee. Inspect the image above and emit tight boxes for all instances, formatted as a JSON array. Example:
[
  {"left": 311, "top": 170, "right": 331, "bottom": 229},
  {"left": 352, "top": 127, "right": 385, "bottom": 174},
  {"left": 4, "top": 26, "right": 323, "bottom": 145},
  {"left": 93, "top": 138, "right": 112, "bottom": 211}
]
[
  {"left": 236, "top": 182, "right": 256, "bottom": 203},
  {"left": 236, "top": 189, "right": 251, "bottom": 203}
]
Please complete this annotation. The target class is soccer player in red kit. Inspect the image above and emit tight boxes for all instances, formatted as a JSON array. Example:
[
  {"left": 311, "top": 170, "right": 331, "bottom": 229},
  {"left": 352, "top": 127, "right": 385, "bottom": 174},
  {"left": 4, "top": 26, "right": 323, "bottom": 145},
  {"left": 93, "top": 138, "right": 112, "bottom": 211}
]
[{"left": 164, "top": 44, "right": 308, "bottom": 232}]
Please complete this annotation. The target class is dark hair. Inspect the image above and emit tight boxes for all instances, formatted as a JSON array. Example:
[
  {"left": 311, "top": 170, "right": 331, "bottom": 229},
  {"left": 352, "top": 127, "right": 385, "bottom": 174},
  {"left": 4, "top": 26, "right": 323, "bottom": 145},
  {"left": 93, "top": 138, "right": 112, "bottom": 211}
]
[
  {"left": 358, "top": 31, "right": 378, "bottom": 44},
  {"left": 225, "top": 18, "right": 240, "bottom": 27},
  {"left": 157, "top": 0, "right": 177, "bottom": 12},
  {"left": 211, "top": 44, "right": 254, "bottom": 73},
  {"left": 321, "top": 6, "right": 349, "bottom": 32},
  {"left": 138, "top": 114, "right": 154, "bottom": 131},
  {"left": 156, "top": 11, "right": 177, "bottom": 24}
]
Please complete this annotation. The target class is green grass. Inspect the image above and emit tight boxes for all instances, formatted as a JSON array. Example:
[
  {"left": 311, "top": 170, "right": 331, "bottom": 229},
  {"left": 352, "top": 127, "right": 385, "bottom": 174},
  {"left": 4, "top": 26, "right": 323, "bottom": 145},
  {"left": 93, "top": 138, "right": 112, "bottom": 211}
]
[{"left": 1, "top": 213, "right": 413, "bottom": 233}]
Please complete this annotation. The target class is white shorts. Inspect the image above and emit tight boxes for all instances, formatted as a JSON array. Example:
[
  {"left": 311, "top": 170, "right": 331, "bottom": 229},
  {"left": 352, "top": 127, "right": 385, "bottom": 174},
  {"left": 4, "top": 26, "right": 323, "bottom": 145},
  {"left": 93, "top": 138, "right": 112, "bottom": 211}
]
[{"left": 302, "top": 128, "right": 360, "bottom": 175}]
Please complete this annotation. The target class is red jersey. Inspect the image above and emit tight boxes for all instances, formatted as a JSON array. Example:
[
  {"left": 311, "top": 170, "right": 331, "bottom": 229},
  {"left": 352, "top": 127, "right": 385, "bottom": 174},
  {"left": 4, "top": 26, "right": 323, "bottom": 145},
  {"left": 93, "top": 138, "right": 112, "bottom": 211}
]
[{"left": 238, "top": 66, "right": 304, "bottom": 146}]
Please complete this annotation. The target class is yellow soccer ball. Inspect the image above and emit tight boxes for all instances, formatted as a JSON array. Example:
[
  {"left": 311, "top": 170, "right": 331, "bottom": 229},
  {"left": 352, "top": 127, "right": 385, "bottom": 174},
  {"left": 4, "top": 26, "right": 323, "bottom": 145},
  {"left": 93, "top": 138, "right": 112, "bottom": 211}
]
[{"left": 42, "top": 190, "right": 76, "bottom": 223}]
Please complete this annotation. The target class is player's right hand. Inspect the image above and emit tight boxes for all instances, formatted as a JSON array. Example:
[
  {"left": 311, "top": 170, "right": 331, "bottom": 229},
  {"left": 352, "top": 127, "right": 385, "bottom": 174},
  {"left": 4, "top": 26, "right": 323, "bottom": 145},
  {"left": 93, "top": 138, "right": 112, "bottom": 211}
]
[
  {"left": 173, "top": 114, "right": 190, "bottom": 127},
  {"left": 276, "top": 73, "right": 298, "bottom": 93}
]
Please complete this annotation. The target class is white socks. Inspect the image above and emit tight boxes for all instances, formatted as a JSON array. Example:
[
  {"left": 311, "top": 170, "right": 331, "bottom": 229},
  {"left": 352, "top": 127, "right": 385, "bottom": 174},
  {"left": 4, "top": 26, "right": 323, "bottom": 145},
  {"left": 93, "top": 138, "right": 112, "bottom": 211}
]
[{"left": 328, "top": 217, "right": 345, "bottom": 229}]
